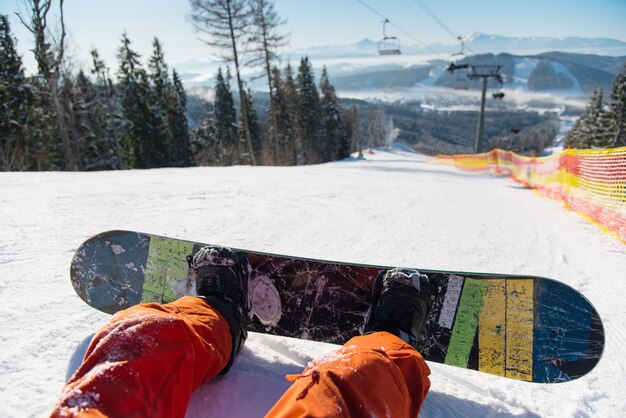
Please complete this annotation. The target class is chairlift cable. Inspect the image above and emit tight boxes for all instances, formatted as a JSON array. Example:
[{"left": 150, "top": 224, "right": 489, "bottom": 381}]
[
  {"left": 409, "top": 0, "right": 475, "bottom": 55},
  {"left": 411, "top": 0, "right": 456, "bottom": 40},
  {"left": 355, "top": 0, "right": 440, "bottom": 55}
]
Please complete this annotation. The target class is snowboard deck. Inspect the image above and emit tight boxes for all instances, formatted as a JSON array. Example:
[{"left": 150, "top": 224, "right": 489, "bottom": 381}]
[{"left": 71, "top": 230, "right": 604, "bottom": 383}]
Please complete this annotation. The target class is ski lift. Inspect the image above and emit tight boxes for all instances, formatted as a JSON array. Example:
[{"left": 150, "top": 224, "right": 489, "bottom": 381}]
[
  {"left": 448, "top": 37, "right": 469, "bottom": 89},
  {"left": 447, "top": 62, "right": 469, "bottom": 90},
  {"left": 492, "top": 91, "right": 505, "bottom": 100},
  {"left": 452, "top": 36, "right": 465, "bottom": 57},
  {"left": 378, "top": 19, "right": 401, "bottom": 56},
  {"left": 452, "top": 68, "right": 469, "bottom": 90}
]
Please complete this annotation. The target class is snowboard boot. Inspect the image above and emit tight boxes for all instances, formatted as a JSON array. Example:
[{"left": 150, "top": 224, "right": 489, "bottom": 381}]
[
  {"left": 363, "top": 268, "right": 433, "bottom": 343},
  {"left": 187, "top": 246, "right": 250, "bottom": 374}
]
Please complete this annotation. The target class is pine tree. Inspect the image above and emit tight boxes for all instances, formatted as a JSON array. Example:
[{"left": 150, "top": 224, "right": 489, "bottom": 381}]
[
  {"left": 267, "top": 66, "right": 282, "bottom": 163},
  {"left": 384, "top": 116, "right": 397, "bottom": 148},
  {"left": 587, "top": 87, "right": 608, "bottom": 148},
  {"left": 139, "top": 70, "right": 168, "bottom": 167},
  {"left": 269, "top": 66, "right": 290, "bottom": 164},
  {"left": 28, "top": 77, "right": 57, "bottom": 170},
  {"left": 71, "top": 70, "right": 102, "bottom": 170},
  {"left": 566, "top": 66, "right": 626, "bottom": 149},
  {"left": 213, "top": 67, "right": 239, "bottom": 164},
  {"left": 319, "top": 66, "right": 349, "bottom": 161},
  {"left": 189, "top": 0, "right": 257, "bottom": 165},
  {"left": 0, "top": 14, "right": 32, "bottom": 170},
  {"left": 90, "top": 48, "right": 123, "bottom": 169},
  {"left": 17, "top": 0, "right": 76, "bottom": 170},
  {"left": 296, "top": 57, "right": 321, "bottom": 164},
  {"left": 565, "top": 115, "right": 585, "bottom": 149},
  {"left": 167, "top": 69, "right": 194, "bottom": 166},
  {"left": 192, "top": 109, "right": 217, "bottom": 165},
  {"left": 341, "top": 105, "right": 360, "bottom": 156},
  {"left": 117, "top": 32, "right": 166, "bottom": 168},
  {"left": 367, "top": 105, "right": 388, "bottom": 149},
  {"left": 247, "top": 0, "right": 288, "bottom": 160},
  {"left": 241, "top": 88, "right": 261, "bottom": 161},
  {"left": 117, "top": 32, "right": 142, "bottom": 167},
  {"left": 281, "top": 64, "right": 298, "bottom": 164},
  {"left": 69, "top": 66, "right": 119, "bottom": 171},
  {"left": 565, "top": 87, "right": 604, "bottom": 149},
  {"left": 61, "top": 71, "right": 85, "bottom": 169},
  {"left": 596, "top": 103, "right": 615, "bottom": 149},
  {"left": 606, "top": 63, "right": 626, "bottom": 147},
  {"left": 147, "top": 37, "right": 172, "bottom": 165}
]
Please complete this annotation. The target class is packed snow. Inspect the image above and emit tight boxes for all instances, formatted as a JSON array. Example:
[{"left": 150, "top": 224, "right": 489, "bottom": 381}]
[{"left": 1, "top": 147, "right": 625, "bottom": 417}]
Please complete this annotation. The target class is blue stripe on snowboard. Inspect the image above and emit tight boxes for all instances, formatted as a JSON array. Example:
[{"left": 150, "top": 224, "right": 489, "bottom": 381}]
[
  {"left": 533, "top": 279, "right": 593, "bottom": 383},
  {"left": 86, "top": 232, "right": 148, "bottom": 311}
]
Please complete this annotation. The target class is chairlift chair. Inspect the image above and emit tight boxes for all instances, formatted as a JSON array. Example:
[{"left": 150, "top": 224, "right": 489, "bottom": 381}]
[
  {"left": 448, "top": 62, "right": 469, "bottom": 90},
  {"left": 378, "top": 19, "right": 401, "bottom": 55},
  {"left": 448, "top": 37, "right": 469, "bottom": 89},
  {"left": 451, "top": 36, "right": 465, "bottom": 57}
]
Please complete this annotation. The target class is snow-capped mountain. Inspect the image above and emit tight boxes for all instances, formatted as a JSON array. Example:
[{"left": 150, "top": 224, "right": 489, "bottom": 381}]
[
  {"left": 174, "top": 33, "right": 625, "bottom": 108},
  {"left": 453, "top": 32, "right": 626, "bottom": 55},
  {"left": 290, "top": 33, "right": 626, "bottom": 59}
]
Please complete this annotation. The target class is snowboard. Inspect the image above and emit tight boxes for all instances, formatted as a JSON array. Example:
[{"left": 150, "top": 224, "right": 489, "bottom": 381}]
[{"left": 71, "top": 230, "right": 604, "bottom": 383}]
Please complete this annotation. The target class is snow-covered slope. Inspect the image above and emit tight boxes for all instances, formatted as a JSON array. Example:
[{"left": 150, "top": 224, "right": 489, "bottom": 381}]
[
  {"left": 1, "top": 148, "right": 625, "bottom": 417},
  {"left": 510, "top": 57, "right": 584, "bottom": 96}
]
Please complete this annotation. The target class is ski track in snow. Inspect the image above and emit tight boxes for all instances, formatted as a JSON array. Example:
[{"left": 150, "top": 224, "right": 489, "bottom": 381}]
[{"left": 1, "top": 148, "right": 625, "bottom": 417}]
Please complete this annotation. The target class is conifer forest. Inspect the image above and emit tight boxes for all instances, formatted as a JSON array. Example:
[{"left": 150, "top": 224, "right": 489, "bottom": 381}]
[
  {"left": 565, "top": 65, "right": 626, "bottom": 149},
  {"left": 0, "top": 0, "right": 355, "bottom": 170},
  {"left": 1, "top": 0, "right": 624, "bottom": 172}
]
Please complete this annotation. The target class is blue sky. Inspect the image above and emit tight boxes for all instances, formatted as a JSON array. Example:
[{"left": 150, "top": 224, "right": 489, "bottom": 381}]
[{"left": 2, "top": 0, "right": 626, "bottom": 73}]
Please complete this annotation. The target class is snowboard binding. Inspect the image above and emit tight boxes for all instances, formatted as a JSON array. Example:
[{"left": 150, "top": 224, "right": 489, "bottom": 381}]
[
  {"left": 187, "top": 246, "right": 250, "bottom": 374},
  {"left": 364, "top": 268, "right": 434, "bottom": 343}
]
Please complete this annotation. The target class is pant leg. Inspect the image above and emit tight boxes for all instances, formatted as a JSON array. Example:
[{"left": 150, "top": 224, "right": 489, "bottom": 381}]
[
  {"left": 266, "top": 332, "right": 430, "bottom": 418},
  {"left": 51, "top": 296, "right": 232, "bottom": 418}
]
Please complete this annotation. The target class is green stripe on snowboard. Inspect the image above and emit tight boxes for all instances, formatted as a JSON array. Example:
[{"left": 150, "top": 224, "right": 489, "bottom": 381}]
[
  {"left": 444, "top": 278, "right": 489, "bottom": 367},
  {"left": 143, "top": 236, "right": 195, "bottom": 303}
]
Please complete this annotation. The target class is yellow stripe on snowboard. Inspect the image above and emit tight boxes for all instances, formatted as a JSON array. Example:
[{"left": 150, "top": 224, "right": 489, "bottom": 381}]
[
  {"left": 505, "top": 280, "right": 534, "bottom": 381},
  {"left": 478, "top": 280, "right": 506, "bottom": 377}
]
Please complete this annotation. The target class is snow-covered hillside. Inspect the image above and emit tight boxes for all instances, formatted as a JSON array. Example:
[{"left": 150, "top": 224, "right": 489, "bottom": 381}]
[
  {"left": 510, "top": 57, "right": 584, "bottom": 96},
  {"left": 1, "top": 148, "right": 625, "bottom": 417}
]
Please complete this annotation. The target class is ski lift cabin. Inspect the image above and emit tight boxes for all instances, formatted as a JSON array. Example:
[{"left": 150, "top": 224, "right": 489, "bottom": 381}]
[{"left": 378, "top": 19, "right": 401, "bottom": 55}]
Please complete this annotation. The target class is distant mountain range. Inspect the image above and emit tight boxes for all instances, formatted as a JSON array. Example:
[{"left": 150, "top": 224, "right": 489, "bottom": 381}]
[
  {"left": 177, "top": 33, "right": 626, "bottom": 105},
  {"left": 327, "top": 52, "right": 625, "bottom": 97},
  {"left": 460, "top": 32, "right": 626, "bottom": 54},
  {"left": 290, "top": 32, "right": 626, "bottom": 59}
]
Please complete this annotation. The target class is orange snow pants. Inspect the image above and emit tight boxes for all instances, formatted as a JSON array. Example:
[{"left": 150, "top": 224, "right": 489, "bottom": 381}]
[{"left": 52, "top": 296, "right": 430, "bottom": 418}]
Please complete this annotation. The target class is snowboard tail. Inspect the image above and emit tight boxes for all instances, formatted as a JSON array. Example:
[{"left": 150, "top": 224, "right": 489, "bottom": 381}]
[{"left": 71, "top": 230, "right": 604, "bottom": 383}]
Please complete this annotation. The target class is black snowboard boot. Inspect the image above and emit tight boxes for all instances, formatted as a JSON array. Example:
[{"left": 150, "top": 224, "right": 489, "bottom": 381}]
[
  {"left": 187, "top": 246, "right": 250, "bottom": 374},
  {"left": 363, "top": 268, "right": 433, "bottom": 343}
]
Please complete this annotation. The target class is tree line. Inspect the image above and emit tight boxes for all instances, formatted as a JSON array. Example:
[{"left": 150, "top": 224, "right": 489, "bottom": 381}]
[
  {"left": 0, "top": 0, "right": 359, "bottom": 171},
  {"left": 193, "top": 59, "right": 352, "bottom": 166},
  {"left": 0, "top": 4, "right": 193, "bottom": 171},
  {"left": 566, "top": 63, "right": 626, "bottom": 149},
  {"left": 379, "top": 102, "right": 559, "bottom": 156}
]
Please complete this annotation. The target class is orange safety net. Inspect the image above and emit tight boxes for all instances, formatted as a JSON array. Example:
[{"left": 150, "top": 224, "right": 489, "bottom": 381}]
[{"left": 430, "top": 147, "right": 626, "bottom": 244}]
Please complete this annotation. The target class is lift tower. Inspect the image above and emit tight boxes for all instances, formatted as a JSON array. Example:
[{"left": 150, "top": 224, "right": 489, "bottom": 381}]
[{"left": 448, "top": 63, "right": 503, "bottom": 153}]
